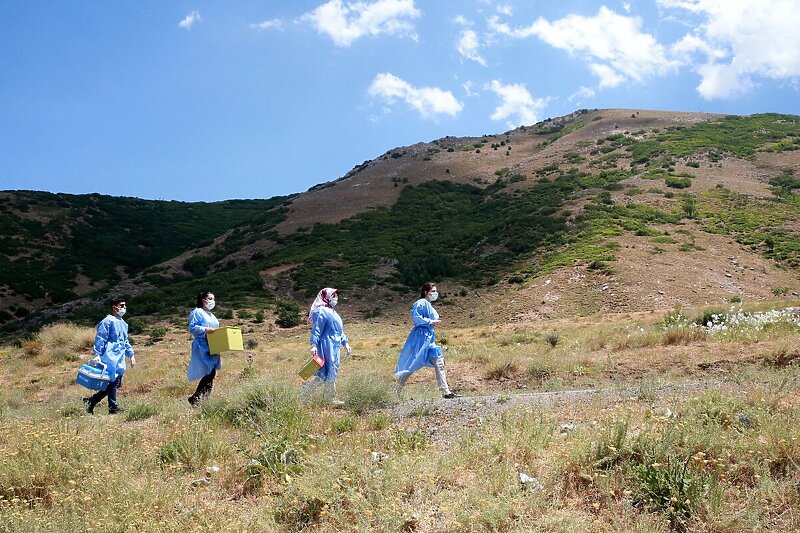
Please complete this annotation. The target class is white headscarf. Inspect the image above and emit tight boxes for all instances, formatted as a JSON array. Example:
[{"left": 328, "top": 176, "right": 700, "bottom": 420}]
[{"left": 307, "top": 287, "right": 337, "bottom": 323}]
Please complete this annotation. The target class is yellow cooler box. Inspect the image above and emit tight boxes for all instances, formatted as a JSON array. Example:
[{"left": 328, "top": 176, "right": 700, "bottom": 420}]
[
  {"left": 207, "top": 327, "right": 244, "bottom": 355},
  {"left": 298, "top": 353, "right": 324, "bottom": 380}
]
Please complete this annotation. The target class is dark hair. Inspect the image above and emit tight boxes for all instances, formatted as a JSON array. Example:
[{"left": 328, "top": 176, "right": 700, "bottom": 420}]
[
  {"left": 110, "top": 298, "right": 126, "bottom": 307},
  {"left": 196, "top": 291, "right": 213, "bottom": 308},
  {"left": 420, "top": 282, "right": 436, "bottom": 298}
]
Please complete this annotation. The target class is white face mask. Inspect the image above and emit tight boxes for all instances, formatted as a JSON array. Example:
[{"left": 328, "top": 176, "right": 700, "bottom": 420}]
[
  {"left": 329, "top": 296, "right": 338, "bottom": 307},
  {"left": 205, "top": 300, "right": 216, "bottom": 311},
  {"left": 428, "top": 291, "right": 438, "bottom": 302},
  {"left": 116, "top": 307, "right": 127, "bottom": 317}
]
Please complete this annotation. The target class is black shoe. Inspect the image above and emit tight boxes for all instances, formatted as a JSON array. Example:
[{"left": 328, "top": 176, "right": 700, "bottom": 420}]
[
  {"left": 108, "top": 407, "right": 125, "bottom": 415},
  {"left": 82, "top": 397, "right": 95, "bottom": 414},
  {"left": 442, "top": 392, "right": 460, "bottom": 399},
  {"left": 188, "top": 396, "right": 198, "bottom": 408}
]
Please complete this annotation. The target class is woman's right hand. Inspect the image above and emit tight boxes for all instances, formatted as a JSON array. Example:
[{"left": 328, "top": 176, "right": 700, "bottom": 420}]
[
  {"left": 431, "top": 319, "right": 442, "bottom": 326},
  {"left": 205, "top": 327, "right": 215, "bottom": 334}
]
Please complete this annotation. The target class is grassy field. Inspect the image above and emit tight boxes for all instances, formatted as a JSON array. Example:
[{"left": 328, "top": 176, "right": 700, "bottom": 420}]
[{"left": 1, "top": 301, "right": 799, "bottom": 532}]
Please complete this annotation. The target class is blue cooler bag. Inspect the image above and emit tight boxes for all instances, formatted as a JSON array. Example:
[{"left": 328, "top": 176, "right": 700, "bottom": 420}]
[{"left": 76, "top": 362, "right": 112, "bottom": 391}]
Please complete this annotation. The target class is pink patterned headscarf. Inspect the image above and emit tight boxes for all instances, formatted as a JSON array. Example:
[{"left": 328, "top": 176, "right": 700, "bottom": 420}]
[{"left": 307, "top": 287, "right": 338, "bottom": 323}]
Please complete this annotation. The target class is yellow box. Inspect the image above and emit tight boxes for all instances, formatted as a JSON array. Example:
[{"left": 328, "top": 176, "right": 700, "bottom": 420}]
[
  {"left": 207, "top": 327, "right": 244, "bottom": 355},
  {"left": 298, "top": 353, "right": 324, "bottom": 380}
]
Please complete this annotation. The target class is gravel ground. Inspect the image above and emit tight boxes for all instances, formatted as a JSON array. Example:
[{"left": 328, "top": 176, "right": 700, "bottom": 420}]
[{"left": 384, "top": 380, "right": 719, "bottom": 447}]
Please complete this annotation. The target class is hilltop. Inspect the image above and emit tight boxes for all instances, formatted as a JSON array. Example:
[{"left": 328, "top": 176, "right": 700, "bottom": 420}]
[{"left": 1, "top": 109, "right": 799, "bottom": 334}]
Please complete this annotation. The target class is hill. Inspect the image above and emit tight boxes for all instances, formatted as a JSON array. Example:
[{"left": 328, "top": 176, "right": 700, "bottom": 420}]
[
  {"left": 1, "top": 109, "right": 800, "bottom": 531},
  {"left": 1, "top": 109, "right": 799, "bottom": 334}
]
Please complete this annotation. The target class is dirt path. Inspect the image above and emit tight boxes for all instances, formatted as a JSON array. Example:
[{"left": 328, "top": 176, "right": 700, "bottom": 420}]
[{"left": 384, "top": 380, "right": 723, "bottom": 446}]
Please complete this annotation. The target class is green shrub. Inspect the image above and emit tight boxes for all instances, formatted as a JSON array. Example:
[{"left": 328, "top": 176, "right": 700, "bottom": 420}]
[
  {"left": 633, "top": 456, "right": 707, "bottom": 529},
  {"left": 545, "top": 332, "right": 559, "bottom": 348},
  {"left": 665, "top": 176, "right": 692, "bottom": 189},
  {"left": 342, "top": 374, "right": 393, "bottom": 415},
  {"left": 331, "top": 414, "right": 357, "bottom": 433},
  {"left": 275, "top": 299, "right": 302, "bottom": 328},
  {"left": 592, "top": 417, "right": 630, "bottom": 470},
  {"left": 237, "top": 309, "right": 252, "bottom": 320},
  {"left": 148, "top": 326, "right": 167, "bottom": 342},
  {"left": 126, "top": 317, "right": 146, "bottom": 335},
  {"left": 157, "top": 421, "right": 227, "bottom": 470},
  {"left": 201, "top": 380, "right": 310, "bottom": 436},
  {"left": 388, "top": 428, "right": 427, "bottom": 453},
  {"left": 244, "top": 338, "right": 259, "bottom": 350},
  {"left": 485, "top": 355, "right": 518, "bottom": 380},
  {"left": 246, "top": 435, "right": 309, "bottom": 486},
  {"left": 125, "top": 402, "right": 159, "bottom": 422},
  {"left": 682, "top": 194, "right": 697, "bottom": 219},
  {"left": 368, "top": 412, "right": 389, "bottom": 430}
]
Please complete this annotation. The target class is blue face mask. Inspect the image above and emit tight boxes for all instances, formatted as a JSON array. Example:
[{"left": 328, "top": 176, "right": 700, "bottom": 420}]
[
  {"left": 205, "top": 300, "right": 215, "bottom": 310},
  {"left": 329, "top": 296, "right": 338, "bottom": 307},
  {"left": 428, "top": 291, "right": 438, "bottom": 302}
]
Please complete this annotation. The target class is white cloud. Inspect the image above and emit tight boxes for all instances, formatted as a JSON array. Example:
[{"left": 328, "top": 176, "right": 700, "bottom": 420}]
[
  {"left": 497, "top": 5, "right": 513, "bottom": 16},
  {"left": 179, "top": 11, "right": 201, "bottom": 29},
  {"left": 303, "top": 0, "right": 420, "bottom": 47},
  {"left": 368, "top": 73, "right": 463, "bottom": 119},
  {"left": 696, "top": 63, "right": 753, "bottom": 99},
  {"left": 568, "top": 86, "right": 596, "bottom": 103},
  {"left": 250, "top": 18, "right": 283, "bottom": 30},
  {"left": 488, "top": 80, "right": 548, "bottom": 128},
  {"left": 622, "top": 2, "right": 631, "bottom": 13},
  {"left": 658, "top": 0, "right": 800, "bottom": 99},
  {"left": 589, "top": 63, "right": 627, "bottom": 88},
  {"left": 463, "top": 80, "right": 479, "bottom": 97},
  {"left": 452, "top": 15, "right": 469, "bottom": 26},
  {"left": 489, "top": 7, "right": 678, "bottom": 88},
  {"left": 457, "top": 30, "right": 486, "bottom": 66}
]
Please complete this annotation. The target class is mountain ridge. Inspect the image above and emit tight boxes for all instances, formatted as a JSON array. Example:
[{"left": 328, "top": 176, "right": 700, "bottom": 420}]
[{"left": 2, "top": 108, "right": 799, "bottom": 334}]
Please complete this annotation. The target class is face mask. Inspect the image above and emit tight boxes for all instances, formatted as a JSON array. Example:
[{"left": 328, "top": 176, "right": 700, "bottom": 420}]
[
  {"left": 329, "top": 296, "right": 338, "bottom": 307},
  {"left": 206, "top": 300, "right": 216, "bottom": 311},
  {"left": 116, "top": 308, "right": 127, "bottom": 317},
  {"left": 428, "top": 291, "right": 438, "bottom": 302}
]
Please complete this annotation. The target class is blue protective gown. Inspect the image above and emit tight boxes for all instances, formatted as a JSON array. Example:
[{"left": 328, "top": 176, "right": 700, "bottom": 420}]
[
  {"left": 394, "top": 299, "right": 442, "bottom": 378},
  {"left": 310, "top": 306, "right": 348, "bottom": 382},
  {"left": 93, "top": 315, "right": 135, "bottom": 380},
  {"left": 188, "top": 308, "right": 221, "bottom": 382}
]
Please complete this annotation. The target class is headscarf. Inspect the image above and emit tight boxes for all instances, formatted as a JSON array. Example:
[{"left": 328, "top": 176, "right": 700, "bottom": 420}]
[{"left": 307, "top": 287, "right": 338, "bottom": 323}]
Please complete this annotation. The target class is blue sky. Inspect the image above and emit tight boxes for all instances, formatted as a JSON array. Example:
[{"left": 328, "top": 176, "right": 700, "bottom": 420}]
[{"left": 1, "top": 1, "right": 799, "bottom": 202}]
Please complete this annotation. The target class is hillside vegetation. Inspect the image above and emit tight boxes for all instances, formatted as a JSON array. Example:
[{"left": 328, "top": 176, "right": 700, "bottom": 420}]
[{"left": 1, "top": 110, "right": 799, "bottom": 335}]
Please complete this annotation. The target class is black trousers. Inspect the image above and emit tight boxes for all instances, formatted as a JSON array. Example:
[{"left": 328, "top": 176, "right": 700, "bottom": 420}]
[
  {"left": 190, "top": 369, "right": 216, "bottom": 401},
  {"left": 89, "top": 375, "right": 123, "bottom": 411}
]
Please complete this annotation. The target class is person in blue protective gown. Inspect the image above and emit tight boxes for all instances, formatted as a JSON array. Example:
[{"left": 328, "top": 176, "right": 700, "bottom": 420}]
[
  {"left": 300, "top": 288, "right": 351, "bottom": 405},
  {"left": 394, "top": 282, "right": 458, "bottom": 399},
  {"left": 187, "top": 291, "right": 221, "bottom": 407},
  {"left": 83, "top": 298, "right": 136, "bottom": 414}
]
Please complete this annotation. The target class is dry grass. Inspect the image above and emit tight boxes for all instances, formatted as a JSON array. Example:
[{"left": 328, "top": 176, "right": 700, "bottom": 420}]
[{"left": 0, "top": 305, "right": 798, "bottom": 531}]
